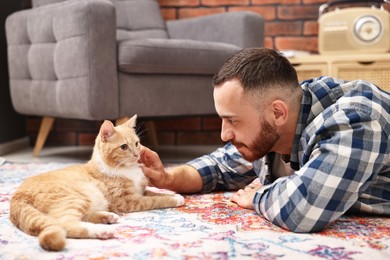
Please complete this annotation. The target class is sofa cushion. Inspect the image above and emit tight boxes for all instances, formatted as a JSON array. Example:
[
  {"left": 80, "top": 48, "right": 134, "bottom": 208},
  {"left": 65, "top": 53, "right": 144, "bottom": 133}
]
[
  {"left": 118, "top": 38, "right": 240, "bottom": 75},
  {"left": 113, "top": 0, "right": 168, "bottom": 41},
  {"left": 32, "top": 0, "right": 67, "bottom": 8},
  {"left": 32, "top": 0, "right": 168, "bottom": 41}
]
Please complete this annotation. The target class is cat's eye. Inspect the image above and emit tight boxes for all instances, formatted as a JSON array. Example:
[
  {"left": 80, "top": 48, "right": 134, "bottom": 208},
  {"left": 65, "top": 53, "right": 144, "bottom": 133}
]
[
  {"left": 120, "top": 144, "right": 128, "bottom": 150},
  {"left": 135, "top": 141, "right": 140, "bottom": 147}
]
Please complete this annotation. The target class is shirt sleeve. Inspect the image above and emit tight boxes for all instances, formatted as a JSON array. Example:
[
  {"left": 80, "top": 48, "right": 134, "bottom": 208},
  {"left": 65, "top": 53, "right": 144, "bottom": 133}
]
[
  {"left": 253, "top": 109, "right": 386, "bottom": 232},
  {"left": 186, "top": 142, "right": 259, "bottom": 193}
]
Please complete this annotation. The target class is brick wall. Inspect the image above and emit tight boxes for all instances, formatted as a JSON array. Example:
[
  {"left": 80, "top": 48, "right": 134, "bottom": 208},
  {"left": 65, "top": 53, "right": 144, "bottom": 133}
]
[
  {"left": 159, "top": 0, "right": 328, "bottom": 52},
  {"left": 27, "top": 0, "right": 329, "bottom": 147}
]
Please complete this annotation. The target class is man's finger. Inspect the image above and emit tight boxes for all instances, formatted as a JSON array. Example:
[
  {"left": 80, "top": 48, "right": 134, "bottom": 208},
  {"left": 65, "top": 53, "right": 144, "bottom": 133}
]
[{"left": 140, "top": 165, "right": 157, "bottom": 179}]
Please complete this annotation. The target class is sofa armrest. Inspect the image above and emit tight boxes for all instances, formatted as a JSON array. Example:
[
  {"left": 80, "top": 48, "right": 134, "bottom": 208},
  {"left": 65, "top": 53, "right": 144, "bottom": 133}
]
[
  {"left": 166, "top": 12, "right": 264, "bottom": 48},
  {"left": 6, "top": 0, "right": 119, "bottom": 120}
]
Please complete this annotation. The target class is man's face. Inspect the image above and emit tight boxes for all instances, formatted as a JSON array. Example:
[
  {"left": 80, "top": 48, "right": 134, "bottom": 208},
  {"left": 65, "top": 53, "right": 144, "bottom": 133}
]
[{"left": 213, "top": 79, "right": 280, "bottom": 161}]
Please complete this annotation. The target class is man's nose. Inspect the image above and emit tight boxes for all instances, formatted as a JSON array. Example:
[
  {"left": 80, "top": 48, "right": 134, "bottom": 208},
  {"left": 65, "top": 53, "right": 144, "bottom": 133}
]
[{"left": 220, "top": 122, "right": 234, "bottom": 142}]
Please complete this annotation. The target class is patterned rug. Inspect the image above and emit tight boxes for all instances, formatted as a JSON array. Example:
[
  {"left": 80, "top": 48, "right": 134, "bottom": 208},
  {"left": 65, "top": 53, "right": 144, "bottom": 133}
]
[{"left": 1, "top": 161, "right": 389, "bottom": 259}]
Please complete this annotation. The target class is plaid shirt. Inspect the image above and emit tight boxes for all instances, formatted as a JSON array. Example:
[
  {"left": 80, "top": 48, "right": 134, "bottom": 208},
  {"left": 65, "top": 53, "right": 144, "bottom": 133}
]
[{"left": 187, "top": 76, "right": 390, "bottom": 232}]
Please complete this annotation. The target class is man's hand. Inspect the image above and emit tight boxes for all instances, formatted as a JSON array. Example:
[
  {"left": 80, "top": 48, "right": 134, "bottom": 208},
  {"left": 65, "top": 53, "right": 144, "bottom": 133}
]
[
  {"left": 139, "top": 145, "right": 170, "bottom": 189},
  {"left": 138, "top": 145, "right": 203, "bottom": 193},
  {"left": 230, "top": 181, "right": 263, "bottom": 209}
]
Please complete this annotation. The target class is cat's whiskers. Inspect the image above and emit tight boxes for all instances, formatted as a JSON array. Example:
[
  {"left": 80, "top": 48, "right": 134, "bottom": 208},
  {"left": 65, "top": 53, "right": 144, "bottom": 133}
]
[
  {"left": 137, "top": 130, "right": 147, "bottom": 140},
  {"left": 135, "top": 123, "right": 147, "bottom": 140},
  {"left": 135, "top": 122, "right": 143, "bottom": 133},
  {"left": 135, "top": 123, "right": 144, "bottom": 135}
]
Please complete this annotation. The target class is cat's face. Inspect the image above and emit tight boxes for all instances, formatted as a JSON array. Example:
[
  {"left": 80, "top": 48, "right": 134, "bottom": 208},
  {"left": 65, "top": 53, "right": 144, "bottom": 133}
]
[{"left": 95, "top": 115, "right": 141, "bottom": 168}]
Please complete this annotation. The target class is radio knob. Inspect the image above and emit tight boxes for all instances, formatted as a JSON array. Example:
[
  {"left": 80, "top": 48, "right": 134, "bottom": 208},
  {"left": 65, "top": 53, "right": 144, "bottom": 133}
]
[{"left": 354, "top": 15, "right": 383, "bottom": 43}]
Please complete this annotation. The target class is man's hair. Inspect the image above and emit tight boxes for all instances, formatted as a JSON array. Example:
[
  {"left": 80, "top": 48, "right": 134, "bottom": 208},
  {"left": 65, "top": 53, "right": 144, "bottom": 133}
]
[{"left": 213, "top": 48, "right": 299, "bottom": 95}]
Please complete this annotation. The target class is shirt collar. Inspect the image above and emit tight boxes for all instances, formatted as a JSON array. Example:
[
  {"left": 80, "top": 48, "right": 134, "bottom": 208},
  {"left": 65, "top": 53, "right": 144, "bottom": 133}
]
[{"left": 290, "top": 83, "right": 311, "bottom": 170}]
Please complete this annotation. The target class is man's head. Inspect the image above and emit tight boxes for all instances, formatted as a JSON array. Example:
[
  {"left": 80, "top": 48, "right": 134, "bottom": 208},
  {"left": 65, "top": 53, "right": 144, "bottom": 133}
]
[{"left": 212, "top": 48, "right": 301, "bottom": 161}]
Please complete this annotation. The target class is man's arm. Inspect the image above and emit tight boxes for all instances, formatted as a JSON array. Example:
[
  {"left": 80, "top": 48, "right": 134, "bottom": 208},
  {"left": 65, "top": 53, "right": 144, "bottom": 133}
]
[{"left": 139, "top": 143, "right": 260, "bottom": 194}]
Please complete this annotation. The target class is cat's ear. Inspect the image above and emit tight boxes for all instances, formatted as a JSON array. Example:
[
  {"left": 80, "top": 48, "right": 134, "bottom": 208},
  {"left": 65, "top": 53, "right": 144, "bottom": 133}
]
[
  {"left": 99, "top": 120, "right": 116, "bottom": 142},
  {"left": 126, "top": 114, "right": 137, "bottom": 128}
]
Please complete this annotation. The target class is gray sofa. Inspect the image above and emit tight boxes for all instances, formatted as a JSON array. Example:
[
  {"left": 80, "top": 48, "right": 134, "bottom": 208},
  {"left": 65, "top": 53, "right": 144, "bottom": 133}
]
[{"left": 6, "top": 0, "right": 264, "bottom": 155}]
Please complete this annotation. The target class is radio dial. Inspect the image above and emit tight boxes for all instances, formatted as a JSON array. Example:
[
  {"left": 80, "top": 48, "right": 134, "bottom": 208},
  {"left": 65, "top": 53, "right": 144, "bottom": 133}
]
[{"left": 354, "top": 15, "right": 383, "bottom": 43}]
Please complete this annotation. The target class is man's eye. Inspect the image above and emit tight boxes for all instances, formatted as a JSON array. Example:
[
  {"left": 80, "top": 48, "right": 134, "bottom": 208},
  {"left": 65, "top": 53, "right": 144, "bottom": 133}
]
[{"left": 120, "top": 144, "right": 128, "bottom": 150}]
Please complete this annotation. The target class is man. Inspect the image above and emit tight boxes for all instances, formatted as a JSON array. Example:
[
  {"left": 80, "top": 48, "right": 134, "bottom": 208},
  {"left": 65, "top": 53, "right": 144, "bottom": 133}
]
[{"left": 139, "top": 48, "right": 390, "bottom": 233}]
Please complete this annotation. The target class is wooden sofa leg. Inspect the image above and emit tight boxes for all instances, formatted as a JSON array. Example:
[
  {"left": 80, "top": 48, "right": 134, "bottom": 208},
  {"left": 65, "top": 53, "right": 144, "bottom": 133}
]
[
  {"left": 33, "top": 117, "right": 55, "bottom": 157},
  {"left": 116, "top": 117, "right": 159, "bottom": 148}
]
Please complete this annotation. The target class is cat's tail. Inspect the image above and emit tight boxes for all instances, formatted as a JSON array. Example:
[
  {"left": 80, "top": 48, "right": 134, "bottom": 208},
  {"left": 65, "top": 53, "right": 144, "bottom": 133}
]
[
  {"left": 10, "top": 195, "right": 67, "bottom": 251},
  {"left": 39, "top": 226, "right": 67, "bottom": 251}
]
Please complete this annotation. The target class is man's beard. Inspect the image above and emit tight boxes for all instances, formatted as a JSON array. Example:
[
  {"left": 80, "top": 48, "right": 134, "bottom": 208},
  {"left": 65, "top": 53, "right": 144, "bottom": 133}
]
[{"left": 232, "top": 120, "right": 279, "bottom": 162}]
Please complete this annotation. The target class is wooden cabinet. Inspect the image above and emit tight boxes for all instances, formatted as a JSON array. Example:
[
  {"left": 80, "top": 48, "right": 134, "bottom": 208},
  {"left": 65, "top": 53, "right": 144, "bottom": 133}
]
[
  {"left": 288, "top": 54, "right": 390, "bottom": 92},
  {"left": 331, "top": 60, "right": 390, "bottom": 92},
  {"left": 289, "top": 61, "right": 327, "bottom": 82}
]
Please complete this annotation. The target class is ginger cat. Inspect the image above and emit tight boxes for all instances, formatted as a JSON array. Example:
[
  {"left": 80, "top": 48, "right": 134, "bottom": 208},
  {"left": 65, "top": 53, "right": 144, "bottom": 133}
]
[{"left": 10, "top": 115, "right": 184, "bottom": 251}]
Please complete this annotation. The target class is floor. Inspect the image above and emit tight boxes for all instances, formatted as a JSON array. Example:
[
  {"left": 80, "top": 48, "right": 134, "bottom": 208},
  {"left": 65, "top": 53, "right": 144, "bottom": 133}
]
[{"left": 0, "top": 145, "right": 220, "bottom": 165}]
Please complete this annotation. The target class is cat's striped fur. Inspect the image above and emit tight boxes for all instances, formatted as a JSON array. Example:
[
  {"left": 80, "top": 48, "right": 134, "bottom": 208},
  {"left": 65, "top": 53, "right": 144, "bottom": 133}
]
[{"left": 10, "top": 115, "right": 184, "bottom": 251}]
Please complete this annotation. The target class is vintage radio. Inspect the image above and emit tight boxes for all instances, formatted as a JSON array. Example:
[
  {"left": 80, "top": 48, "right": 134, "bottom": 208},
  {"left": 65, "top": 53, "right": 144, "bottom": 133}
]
[{"left": 318, "top": 0, "right": 390, "bottom": 54}]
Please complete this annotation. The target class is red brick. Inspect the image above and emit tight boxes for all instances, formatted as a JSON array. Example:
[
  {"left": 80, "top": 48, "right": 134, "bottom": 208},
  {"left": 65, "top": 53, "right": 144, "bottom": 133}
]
[
  {"left": 275, "top": 36, "right": 318, "bottom": 52},
  {"left": 202, "top": 0, "right": 249, "bottom": 6},
  {"left": 202, "top": 116, "right": 221, "bottom": 130},
  {"left": 78, "top": 133, "right": 97, "bottom": 146},
  {"left": 158, "top": 0, "right": 200, "bottom": 7},
  {"left": 304, "top": 21, "right": 318, "bottom": 36},
  {"left": 153, "top": 132, "right": 176, "bottom": 146},
  {"left": 229, "top": 6, "right": 276, "bottom": 21},
  {"left": 177, "top": 131, "right": 223, "bottom": 145},
  {"left": 154, "top": 117, "right": 202, "bottom": 131},
  {"left": 264, "top": 37, "right": 274, "bottom": 49},
  {"left": 31, "top": 132, "right": 77, "bottom": 147},
  {"left": 26, "top": 116, "right": 41, "bottom": 132},
  {"left": 277, "top": 5, "right": 319, "bottom": 20},
  {"left": 178, "top": 7, "right": 225, "bottom": 18},
  {"left": 303, "top": 0, "right": 327, "bottom": 4},
  {"left": 265, "top": 21, "right": 302, "bottom": 36},
  {"left": 161, "top": 8, "right": 177, "bottom": 20},
  {"left": 252, "top": 0, "right": 301, "bottom": 4}
]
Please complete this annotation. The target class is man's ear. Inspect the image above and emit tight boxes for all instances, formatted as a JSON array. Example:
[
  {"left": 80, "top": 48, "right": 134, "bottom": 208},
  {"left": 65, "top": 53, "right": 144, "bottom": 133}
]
[{"left": 271, "top": 100, "right": 288, "bottom": 126}]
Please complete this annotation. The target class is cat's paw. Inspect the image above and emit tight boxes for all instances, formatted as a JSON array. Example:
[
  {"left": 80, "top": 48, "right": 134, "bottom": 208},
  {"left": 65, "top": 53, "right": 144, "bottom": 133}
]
[
  {"left": 103, "top": 212, "right": 119, "bottom": 224},
  {"left": 97, "top": 230, "right": 116, "bottom": 240},
  {"left": 88, "top": 211, "right": 119, "bottom": 224},
  {"left": 89, "top": 225, "right": 116, "bottom": 240},
  {"left": 174, "top": 194, "right": 185, "bottom": 207}
]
